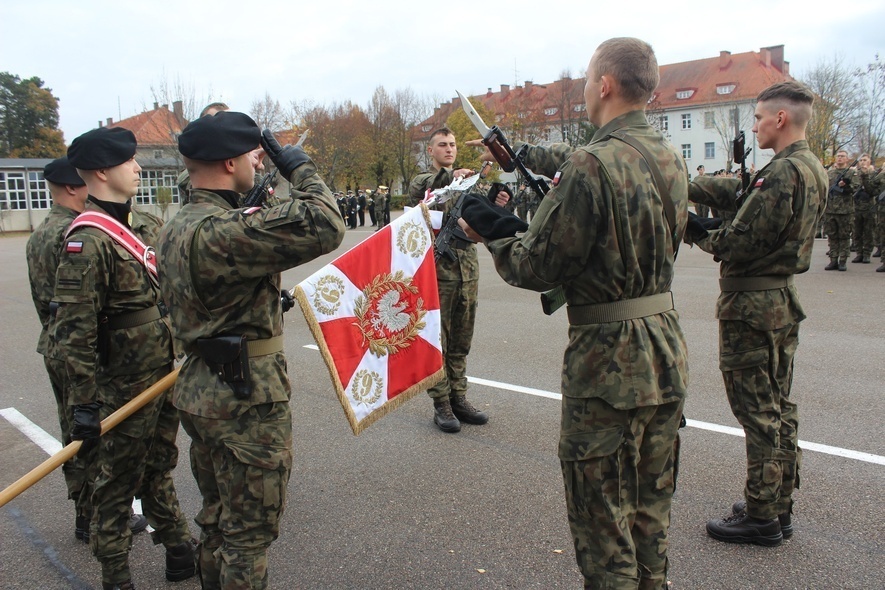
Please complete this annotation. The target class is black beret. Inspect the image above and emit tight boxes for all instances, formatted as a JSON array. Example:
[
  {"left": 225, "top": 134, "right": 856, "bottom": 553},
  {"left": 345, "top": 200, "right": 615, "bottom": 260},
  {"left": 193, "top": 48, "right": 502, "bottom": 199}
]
[
  {"left": 67, "top": 127, "right": 137, "bottom": 170},
  {"left": 460, "top": 193, "right": 528, "bottom": 241},
  {"left": 43, "top": 156, "right": 85, "bottom": 186},
  {"left": 178, "top": 111, "right": 260, "bottom": 161}
]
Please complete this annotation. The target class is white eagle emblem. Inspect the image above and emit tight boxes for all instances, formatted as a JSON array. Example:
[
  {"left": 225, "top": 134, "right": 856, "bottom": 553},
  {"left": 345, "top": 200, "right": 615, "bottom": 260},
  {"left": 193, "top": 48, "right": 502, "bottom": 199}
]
[{"left": 371, "top": 290, "right": 411, "bottom": 333}]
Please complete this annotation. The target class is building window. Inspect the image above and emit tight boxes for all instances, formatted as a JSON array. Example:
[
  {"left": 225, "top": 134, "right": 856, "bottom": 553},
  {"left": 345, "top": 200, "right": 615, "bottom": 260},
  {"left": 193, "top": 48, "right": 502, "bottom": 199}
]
[
  {"left": 422, "top": 124, "right": 432, "bottom": 132},
  {"left": 682, "top": 114, "right": 691, "bottom": 129},
  {"left": 544, "top": 107, "right": 558, "bottom": 116},
  {"left": 153, "top": 150, "right": 163, "bottom": 159},
  {"left": 682, "top": 144, "right": 692, "bottom": 159},
  {"left": 0, "top": 172, "right": 28, "bottom": 210},
  {"left": 704, "top": 111, "right": 714, "bottom": 129},
  {"left": 573, "top": 104, "right": 585, "bottom": 112},
  {"left": 136, "top": 169, "right": 180, "bottom": 206},
  {"left": 705, "top": 142, "right": 715, "bottom": 159},
  {"left": 660, "top": 115, "right": 669, "bottom": 131},
  {"left": 717, "top": 84, "right": 736, "bottom": 95},
  {"left": 676, "top": 89, "right": 695, "bottom": 100},
  {"left": 29, "top": 171, "right": 50, "bottom": 210}
]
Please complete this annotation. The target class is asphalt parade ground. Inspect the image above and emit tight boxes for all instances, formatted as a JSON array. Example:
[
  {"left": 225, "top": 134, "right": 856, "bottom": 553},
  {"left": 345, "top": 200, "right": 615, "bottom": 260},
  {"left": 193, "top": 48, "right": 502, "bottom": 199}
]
[{"left": 0, "top": 220, "right": 882, "bottom": 589}]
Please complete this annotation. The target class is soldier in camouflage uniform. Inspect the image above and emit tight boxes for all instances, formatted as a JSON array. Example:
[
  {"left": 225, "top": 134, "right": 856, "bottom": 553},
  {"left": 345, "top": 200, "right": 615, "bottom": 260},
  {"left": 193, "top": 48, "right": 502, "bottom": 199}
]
[
  {"left": 463, "top": 38, "right": 688, "bottom": 589},
  {"left": 823, "top": 150, "right": 856, "bottom": 270},
  {"left": 54, "top": 128, "right": 195, "bottom": 590},
  {"left": 408, "top": 128, "right": 502, "bottom": 433},
  {"left": 687, "top": 81, "right": 828, "bottom": 547},
  {"left": 852, "top": 154, "right": 878, "bottom": 264},
  {"left": 875, "top": 168, "right": 885, "bottom": 269},
  {"left": 157, "top": 112, "right": 345, "bottom": 590},
  {"left": 26, "top": 157, "right": 92, "bottom": 536}
]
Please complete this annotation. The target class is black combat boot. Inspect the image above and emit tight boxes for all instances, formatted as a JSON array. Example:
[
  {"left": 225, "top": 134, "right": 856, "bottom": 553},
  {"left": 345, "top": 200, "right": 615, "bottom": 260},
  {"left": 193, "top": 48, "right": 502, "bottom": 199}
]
[
  {"left": 165, "top": 539, "right": 197, "bottom": 582},
  {"left": 851, "top": 254, "right": 864, "bottom": 263},
  {"left": 877, "top": 262, "right": 885, "bottom": 272},
  {"left": 75, "top": 515, "right": 89, "bottom": 543},
  {"left": 450, "top": 395, "right": 489, "bottom": 425},
  {"left": 102, "top": 581, "right": 135, "bottom": 590},
  {"left": 873, "top": 246, "right": 882, "bottom": 258},
  {"left": 862, "top": 254, "right": 871, "bottom": 263},
  {"left": 433, "top": 399, "right": 461, "bottom": 433},
  {"left": 838, "top": 257, "right": 848, "bottom": 271},
  {"left": 824, "top": 258, "right": 839, "bottom": 270},
  {"left": 732, "top": 500, "right": 793, "bottom": 539},
  {"left": 706, "top": 511, "right": 782, "bottom": 547}
]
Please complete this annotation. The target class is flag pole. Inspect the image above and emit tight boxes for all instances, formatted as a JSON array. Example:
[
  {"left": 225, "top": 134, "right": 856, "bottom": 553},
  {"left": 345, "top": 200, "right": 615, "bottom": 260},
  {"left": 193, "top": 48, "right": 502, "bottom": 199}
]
[{"left": 0, "top": 366, "right": 180, "bottom": 509}]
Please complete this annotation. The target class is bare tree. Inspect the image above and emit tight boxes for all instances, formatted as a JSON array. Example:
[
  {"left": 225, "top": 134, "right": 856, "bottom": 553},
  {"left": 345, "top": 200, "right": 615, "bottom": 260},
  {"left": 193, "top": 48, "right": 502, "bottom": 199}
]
[
  {"left": 851, "top": 54, "right": 885, "bottom": 161},
  {"left": 250, "top": 92, "right": 285, "bottom": 131},
  {"left": 801, "top": 55, "right": 861, "bottom": 162},
  {"left": 710, "top": 102, "right": 756, "bottom": 171}
]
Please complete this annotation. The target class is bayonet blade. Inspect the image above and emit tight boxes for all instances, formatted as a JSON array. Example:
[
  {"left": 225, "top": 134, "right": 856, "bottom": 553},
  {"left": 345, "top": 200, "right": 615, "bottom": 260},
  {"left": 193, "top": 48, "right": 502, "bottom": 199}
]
[{"left": 456, "top": 90, "right": 492, "bottom": 137}]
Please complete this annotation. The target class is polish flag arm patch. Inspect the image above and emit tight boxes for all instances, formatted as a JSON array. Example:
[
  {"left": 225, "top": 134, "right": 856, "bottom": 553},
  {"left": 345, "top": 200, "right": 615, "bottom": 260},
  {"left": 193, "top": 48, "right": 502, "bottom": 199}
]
[
  {"left": 66, "top": 241, "right": 84, "bottom": 253},
  {"left": 754, "top": 177, "right": 765, "bottom": 189}
]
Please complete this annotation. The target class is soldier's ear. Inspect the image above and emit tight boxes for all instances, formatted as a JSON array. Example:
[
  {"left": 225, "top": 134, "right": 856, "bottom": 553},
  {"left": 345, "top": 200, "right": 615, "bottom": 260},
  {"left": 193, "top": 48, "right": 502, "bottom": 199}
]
[{"left": 224, "top": 159, "right": 236, "bottom": 174}]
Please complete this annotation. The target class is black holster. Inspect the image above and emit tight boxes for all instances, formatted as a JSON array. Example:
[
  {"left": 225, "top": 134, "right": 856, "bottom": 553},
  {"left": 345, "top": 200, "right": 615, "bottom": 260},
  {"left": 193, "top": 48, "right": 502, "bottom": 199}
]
[
  {"left": 97, "top": 316, "right": 110, "bottom": 366},
  {"left": 196, "top": 335, "right": 252, "bottom": 400}
]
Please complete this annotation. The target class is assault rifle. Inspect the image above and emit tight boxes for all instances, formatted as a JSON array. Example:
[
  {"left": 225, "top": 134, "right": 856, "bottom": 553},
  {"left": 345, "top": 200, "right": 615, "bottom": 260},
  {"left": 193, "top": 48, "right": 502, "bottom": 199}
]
[
  {"left": 242, "top": 169, "right": 278, "bottom": 208},
  {"left": 435, "top": 162, "right": 492, "bottom": 262},
  {"left": 829, "top": 158, "right": 859, "bottom": 195},
  {"left": 456, "top": 90, "right": 564, "bottom": 314},
  {"left": 733, "top": 131, "right": 753, "bottom": 200}
]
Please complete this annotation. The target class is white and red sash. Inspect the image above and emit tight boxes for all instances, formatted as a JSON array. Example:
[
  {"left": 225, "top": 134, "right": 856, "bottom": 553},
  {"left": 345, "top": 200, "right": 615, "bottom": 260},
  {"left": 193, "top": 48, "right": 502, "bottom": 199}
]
[{"left": 65, "top": 210, "right": 159, "bottom": 285}]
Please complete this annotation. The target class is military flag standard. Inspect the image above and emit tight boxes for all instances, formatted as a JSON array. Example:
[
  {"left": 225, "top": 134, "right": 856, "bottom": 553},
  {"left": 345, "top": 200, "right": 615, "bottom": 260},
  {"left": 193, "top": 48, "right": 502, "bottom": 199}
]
[{"left": 294, "top": 204, "right": 444, "bottom": 434}]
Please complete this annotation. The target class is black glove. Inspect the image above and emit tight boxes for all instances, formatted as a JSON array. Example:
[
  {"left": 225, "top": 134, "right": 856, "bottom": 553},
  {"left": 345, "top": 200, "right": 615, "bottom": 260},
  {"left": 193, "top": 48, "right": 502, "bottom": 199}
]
[
  {"left": 487, "top": 182, "right": 513, "bottom": 205},
  {"left": 260, "top": 129, "right": 310, "bottom": 179},
  {"left": 281, "top": 289, "right": 295, "bottom": 313},
  {"left": 71, "top": 402, "right": 101, "bottom": 441},
  {"left": 461, "top": 194, "right": 529, "bottom": 241},
  {"left": 685, "top": 211, "right": 723, "bottom": 243}
]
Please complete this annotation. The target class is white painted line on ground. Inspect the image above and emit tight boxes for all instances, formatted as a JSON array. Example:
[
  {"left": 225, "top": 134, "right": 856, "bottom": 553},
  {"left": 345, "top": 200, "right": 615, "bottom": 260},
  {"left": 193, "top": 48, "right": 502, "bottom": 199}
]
[
  {"left": 301, "top": 344, "right": 885, "bottom": 466},
  {"left": 0, "top": 407, "right": 62, "bottom": 455}
]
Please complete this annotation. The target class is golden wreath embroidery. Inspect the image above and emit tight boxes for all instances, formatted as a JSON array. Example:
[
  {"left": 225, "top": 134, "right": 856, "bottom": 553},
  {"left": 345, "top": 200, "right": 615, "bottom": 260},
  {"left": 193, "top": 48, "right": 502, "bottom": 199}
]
[
  {"left": 354, "top": 270, "right": 427, "bottom": 358},
  {"left": 313, "top": 275, "right": 346, "bottom": 315},
  {"left": 350, "top": 369, "right": 384, "bottom": 405},
  {"left": 396, "top": 221, "right": 428, "bottom": 258}
]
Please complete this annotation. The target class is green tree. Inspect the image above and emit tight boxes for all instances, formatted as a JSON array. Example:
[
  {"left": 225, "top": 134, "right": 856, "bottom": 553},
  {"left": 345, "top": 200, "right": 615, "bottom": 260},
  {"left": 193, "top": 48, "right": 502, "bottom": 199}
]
[
  {"left": 0, "top": 72, "right": 66, "bottom": 158},
  {"left": 445, "top": 99, "right": 496, "bottom": 172}
]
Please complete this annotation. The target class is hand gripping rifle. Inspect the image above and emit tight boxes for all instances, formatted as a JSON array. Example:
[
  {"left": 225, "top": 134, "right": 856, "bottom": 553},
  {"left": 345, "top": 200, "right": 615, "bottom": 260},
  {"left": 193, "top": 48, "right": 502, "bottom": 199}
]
[
  {"left": 456, "top": 90, "right": 565, "bottom": 314},
  {"left": 828, "top": 157, "right": 859, "bottom": 196},
  {"left": 733, "top": 131, "right": 753, "bottom": 200}
]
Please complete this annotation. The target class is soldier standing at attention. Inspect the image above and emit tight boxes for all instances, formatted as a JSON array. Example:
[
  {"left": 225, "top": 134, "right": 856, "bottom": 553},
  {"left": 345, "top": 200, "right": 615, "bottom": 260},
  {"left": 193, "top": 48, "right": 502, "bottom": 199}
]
[
  {"left": 824, "top": 149, "right": 855, "bottom": 271},
  {"left": 374, "top": 185, "right": 389, "bottom": 230},
  {"left": 54, "top": 127, "right": 196, "bottom": 590},
  {"left": 357, "top": 189, "right": 367, "bottom": 226},
  {"left": 693, "top": 165, "right": 711, "bottom": 218},
  {"left": 408, "top": 128, "right": 498, "bottom": 433},
  {"left": 157, "top": 112, "right": 344, "bottom": 589},
  {"left": 461, "top": 38, "right": 688, "bottom": 588},
  {"left": 852, "top": 154, "right": 877, "bottom": 264},
  {"left": 687, "top": 81, "right": 827, "bottom": 546}
]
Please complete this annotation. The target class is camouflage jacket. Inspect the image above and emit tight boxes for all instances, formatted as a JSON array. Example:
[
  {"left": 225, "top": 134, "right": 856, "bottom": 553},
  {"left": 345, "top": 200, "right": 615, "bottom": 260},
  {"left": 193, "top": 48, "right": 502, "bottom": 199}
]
[
  {"left": 855, "top": 167, "right": 880, "bottom": 211},
  {"left": 825, "top": 165, "right": 855, "bottom": 215},
  {"left": 486, "top": 110, "right": 689, "bottom": 408},
  {"left": 26, "top": 204, "right": 79, "bottom": 359},
  {"left": 408, "top": 167, "right": 479, "bottom": 282},
  {"left": 52, "top": 200, "right": 172, "bottom": 406},
  {"left": 689, "top": 140, "right": 827, "bottom": 330},
  {"left": 157, "top": 160, "right": 345, "bottom": 419}
]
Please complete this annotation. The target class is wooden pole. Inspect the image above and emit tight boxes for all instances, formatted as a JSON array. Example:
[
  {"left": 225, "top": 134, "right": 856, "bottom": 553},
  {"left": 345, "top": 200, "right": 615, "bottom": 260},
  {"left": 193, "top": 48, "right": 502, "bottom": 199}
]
[{"left": 0, "top": 366, "right": 180, "bottom": 509}]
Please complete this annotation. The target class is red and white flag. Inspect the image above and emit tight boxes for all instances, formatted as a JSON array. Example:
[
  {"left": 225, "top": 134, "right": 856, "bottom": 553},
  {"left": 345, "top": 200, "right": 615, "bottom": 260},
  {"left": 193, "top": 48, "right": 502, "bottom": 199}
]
[{"left": 294, "top": 204, "right": 444, "bottom": 435}]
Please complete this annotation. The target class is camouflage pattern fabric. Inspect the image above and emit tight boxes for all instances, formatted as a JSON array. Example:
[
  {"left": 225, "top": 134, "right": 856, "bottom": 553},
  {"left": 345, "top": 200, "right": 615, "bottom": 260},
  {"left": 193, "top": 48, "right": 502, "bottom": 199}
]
[
  {"left": 51, "top": 200, "right": 191, "bottom": 585},
  {"left": 875, "top": 170, "right": 885, "bottom": 249},
  {"left": 485, "top": 111, "right": 689, "bottom": 588},
  {"left": 409, "top": 168, "right": 479, "bottom": 400},
  {"left": 688, "top": 140, "right": 827, "bottom": 520},
  {"left": 25, "top": 204, "right": 92, "bottom": 515},
  {"left": 560, "top": 396, "right": 683, "bottom": 589},
  {"left": 824, "top": 166, "right": 856, "bottom": 260},
  {"left": 375, "top": 191, "right": 388, "bottom": 227},
  {"left": 854, "top": 169, "right": 879, "bottom": 257},
  {"left": 157, "top": 159, "right": 344, "bottom": 590}
]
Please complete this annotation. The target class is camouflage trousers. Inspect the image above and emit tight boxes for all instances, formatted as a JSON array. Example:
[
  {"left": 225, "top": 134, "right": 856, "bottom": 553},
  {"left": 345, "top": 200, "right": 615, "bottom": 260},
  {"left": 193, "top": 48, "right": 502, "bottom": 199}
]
[
  {"left": 693, "top": 203, "right": 710, "bottom": 218},
  {"left": 90, "top": 365, "right": 191, "bottom": 585},
  {"left": 719, "top": 320, "right": 801, "bottom": 520},
  {"left": 877, "top": 201, "right": 885, "bottom": 247},
  {"left": 559, "top": 395, "right": 684, "bottom": 590},
  {"left": 45, "top": 356, "right": 92, "bottom": 521},
  {"left": 427, "top": 278, "right": 478, "bottom": 400},
  {"left": 824, "top": 213, "right": 852, "bottom": 260},
  {"left": 179, "top": 401, "right": 293, "bottom": 590},
  {"left": 852, "top": 205, "right": 877, "bottom": 256}
]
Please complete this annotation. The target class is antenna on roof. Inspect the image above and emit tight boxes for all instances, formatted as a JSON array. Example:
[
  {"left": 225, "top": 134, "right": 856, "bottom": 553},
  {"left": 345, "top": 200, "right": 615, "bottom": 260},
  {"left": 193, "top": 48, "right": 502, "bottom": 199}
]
[{"left": 514, "top": 59, "right": 519, "bottom": 88}]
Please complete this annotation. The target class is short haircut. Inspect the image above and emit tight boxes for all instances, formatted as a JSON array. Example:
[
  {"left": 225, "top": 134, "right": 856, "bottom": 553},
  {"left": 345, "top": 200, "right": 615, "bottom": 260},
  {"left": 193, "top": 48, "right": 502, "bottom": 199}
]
[
  {"left": 592, "top": 37, "right": 659, "bottom": 103},
  {"left": 756, "top": 81, "right": 814, "bottom": 126},
  {"left": 836, "top": 149, "right": 848, "bottom": 157},
  {"left": 430, "top": 127, "right": 454, "bottom": 141},
  {"left": 200, "top": 102, "right": 230, "bottom": 117}
]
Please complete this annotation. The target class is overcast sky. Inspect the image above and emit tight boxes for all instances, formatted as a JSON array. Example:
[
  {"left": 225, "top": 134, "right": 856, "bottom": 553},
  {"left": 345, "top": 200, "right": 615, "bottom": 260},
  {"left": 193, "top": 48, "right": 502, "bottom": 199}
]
[{"left": 4, "top": 0, "right": 883, "bottom": 143}]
